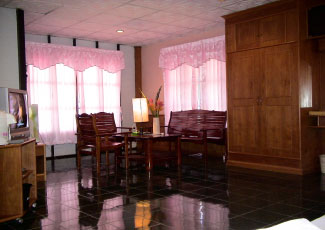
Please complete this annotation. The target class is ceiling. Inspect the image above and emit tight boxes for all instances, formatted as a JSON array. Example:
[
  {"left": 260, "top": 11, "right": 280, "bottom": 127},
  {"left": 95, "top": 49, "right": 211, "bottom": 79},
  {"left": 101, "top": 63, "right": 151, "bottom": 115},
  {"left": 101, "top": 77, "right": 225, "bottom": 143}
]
[{"left": 1, "top": 0, "right": 279, "bottom": 46}]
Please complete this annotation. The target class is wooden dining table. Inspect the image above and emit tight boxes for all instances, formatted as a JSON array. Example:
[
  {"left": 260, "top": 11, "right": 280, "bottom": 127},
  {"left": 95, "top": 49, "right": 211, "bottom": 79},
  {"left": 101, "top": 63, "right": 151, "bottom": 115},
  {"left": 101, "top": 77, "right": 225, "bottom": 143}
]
[{"left": 115, "top": 133, "right": 181, "bottom": 170}]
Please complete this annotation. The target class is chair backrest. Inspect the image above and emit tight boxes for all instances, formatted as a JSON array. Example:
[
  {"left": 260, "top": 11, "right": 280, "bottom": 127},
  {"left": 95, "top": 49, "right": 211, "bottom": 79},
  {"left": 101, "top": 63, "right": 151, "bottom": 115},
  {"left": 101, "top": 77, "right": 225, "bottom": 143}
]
[
  {"left": 91, "top": 112, "right": 117, "bottom": 135},
  {"left": 76, "top": 113, "right": 96, "bottom": 145},
  {"left": 168, "top": 110, "right": 227, "bottom": 138}
]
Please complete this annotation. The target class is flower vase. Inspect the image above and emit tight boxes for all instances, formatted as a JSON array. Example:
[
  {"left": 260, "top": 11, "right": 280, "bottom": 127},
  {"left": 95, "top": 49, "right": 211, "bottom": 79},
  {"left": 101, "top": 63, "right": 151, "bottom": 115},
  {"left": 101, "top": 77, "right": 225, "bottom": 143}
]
[{"left": 152, "top": 117, "right": 160, "bottom": 134}]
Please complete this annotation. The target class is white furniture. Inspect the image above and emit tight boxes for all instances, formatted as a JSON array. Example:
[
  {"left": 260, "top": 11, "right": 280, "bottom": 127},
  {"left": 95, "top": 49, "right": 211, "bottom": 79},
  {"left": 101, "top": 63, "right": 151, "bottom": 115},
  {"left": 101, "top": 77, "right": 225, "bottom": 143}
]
[{"left": 258, "top": 217, "right": 325, "bottom": 230}]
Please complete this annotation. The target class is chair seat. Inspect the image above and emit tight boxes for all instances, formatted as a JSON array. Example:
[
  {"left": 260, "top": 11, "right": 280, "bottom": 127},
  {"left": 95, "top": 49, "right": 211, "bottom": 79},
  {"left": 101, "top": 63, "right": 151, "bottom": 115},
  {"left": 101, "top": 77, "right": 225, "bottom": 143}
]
[
  {"left": 181, "top": 136, "right": 204, "bottom": 143},
  {"left": 100, "top": 141, "right": 124, "bottom": 150},
  {"left": 207, "top": 137, "right": 225, "bottom": 144}
]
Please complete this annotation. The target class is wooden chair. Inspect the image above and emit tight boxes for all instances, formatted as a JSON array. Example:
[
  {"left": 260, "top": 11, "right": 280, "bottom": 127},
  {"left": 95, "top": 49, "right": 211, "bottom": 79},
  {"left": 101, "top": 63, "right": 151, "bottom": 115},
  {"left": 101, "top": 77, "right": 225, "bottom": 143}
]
[{"left": 76, "top": 112, "right": 129, "bottom": 173}]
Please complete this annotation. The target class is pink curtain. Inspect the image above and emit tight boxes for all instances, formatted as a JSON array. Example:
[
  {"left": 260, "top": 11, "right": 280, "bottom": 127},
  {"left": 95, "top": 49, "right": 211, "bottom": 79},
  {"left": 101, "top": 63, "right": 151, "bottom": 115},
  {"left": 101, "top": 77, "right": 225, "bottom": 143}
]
[
  {"left": 77, "top": 66, "right": 121, "bottom": 126},
  {"left": 26, "top": 42, "right": 124, "bottom": 145},
  {"left": 159, "top": 36, "right": 227, "bottom": 124},
  {"left": 26, "top": 42, "right": 125, "bottom": 72},
  {"left": 27, "top": 64, "right": 77, "bottom": 145}
]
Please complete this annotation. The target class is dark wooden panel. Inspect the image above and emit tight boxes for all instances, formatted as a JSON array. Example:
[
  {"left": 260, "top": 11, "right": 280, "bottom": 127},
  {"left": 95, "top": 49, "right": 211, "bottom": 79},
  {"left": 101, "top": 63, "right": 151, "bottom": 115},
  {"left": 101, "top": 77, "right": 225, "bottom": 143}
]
[
  {"left": 236, "top": 19, "right": 259, "bottom": 50},
  {"left": 262, "top": 105, "right": 294, "bottom": 156},
  {"left": 223, "top": 0, "right": 297, "bottom": 24},
  {"left": 135, "top": 46, "right": 142, "bottom": 98},
  {"left": 225, "top": 24, "right": 236, "bottom": 53},
  {"left": 260, "top": 44, "right": 299, "bottom": 158},
  {"left": 262, "top": 44, "right": 297, "bottom": 98},
  {"left": 16, "top": 9, "right": 27, "bottom": 90},
  {"left": 260, "top": 13, "right": 286, "bottom": 47},
  {"left": 229, "top": 106, "right": 258, "bottom": 154},
  {"left": 228, "top": 50, "right": 260, "bottom": 99},
  {"left": 286, "top": 9, "right": 298, "bottom": 42}
]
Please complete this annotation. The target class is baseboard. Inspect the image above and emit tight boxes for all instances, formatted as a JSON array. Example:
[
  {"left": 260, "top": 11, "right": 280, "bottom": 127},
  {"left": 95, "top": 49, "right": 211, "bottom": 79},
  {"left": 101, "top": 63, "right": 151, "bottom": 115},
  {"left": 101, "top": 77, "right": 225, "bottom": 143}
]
[
  {"left": 227, "top": 160, "right": 304, "bottom": 175},
  {"left": 46, "top": 154, "right": 76, "bottom": 160}
]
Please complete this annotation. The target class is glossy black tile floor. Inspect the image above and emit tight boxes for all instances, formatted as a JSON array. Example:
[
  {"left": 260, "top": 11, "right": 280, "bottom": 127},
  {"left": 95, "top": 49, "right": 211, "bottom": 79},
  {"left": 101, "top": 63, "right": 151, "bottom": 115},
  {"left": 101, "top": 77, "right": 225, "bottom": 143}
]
[{"left": 2, "top": 155, "right": 325, "bottom": 230}]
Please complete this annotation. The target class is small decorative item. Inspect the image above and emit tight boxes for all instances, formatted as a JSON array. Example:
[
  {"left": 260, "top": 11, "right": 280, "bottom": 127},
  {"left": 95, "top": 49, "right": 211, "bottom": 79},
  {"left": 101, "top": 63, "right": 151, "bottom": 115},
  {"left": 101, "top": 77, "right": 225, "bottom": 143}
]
[
  {"left": 0, "top": 111, "right": 17, "bottom": 145},
  {"left": 140, "top": 86, "right": 164, "bottom": 134},
  {"left": 29, "top": 104, "right": 40, "bottom": 142}
]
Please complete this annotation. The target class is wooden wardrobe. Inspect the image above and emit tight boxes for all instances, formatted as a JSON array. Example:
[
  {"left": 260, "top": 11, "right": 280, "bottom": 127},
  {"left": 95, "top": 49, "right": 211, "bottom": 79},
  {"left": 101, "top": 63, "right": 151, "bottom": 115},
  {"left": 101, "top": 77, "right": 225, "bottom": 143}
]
[{"left": 224, "top": 0, "right": 324, "bottom": 174}]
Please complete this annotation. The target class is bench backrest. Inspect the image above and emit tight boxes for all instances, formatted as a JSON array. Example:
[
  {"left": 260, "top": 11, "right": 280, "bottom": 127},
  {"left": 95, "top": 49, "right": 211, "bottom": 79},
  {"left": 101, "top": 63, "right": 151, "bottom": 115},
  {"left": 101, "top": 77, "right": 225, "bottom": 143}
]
[{"left": 167, "top": 110, "right": 227, "bottom": 138}]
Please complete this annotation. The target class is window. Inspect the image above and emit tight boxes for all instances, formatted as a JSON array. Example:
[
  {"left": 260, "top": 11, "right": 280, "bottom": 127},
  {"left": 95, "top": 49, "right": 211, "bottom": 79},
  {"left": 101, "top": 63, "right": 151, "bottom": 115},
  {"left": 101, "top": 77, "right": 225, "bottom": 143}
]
[
  {"left": 26, "top": 42, "right": 124, "bottom": 145},
  {"left": 159, "top": 36, "right": 227, "bottom": 123}
]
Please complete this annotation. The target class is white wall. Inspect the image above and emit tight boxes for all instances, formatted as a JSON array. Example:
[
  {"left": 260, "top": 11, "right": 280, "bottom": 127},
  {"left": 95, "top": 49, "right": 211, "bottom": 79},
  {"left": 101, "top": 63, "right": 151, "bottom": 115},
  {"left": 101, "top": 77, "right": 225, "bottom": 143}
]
[
  {"left": 120, "top": 45, "right": 135, "bottom": 129},
  {"left": 25, "top": 34, "right": 135, "bottom": 157},
  {"left": 0, "top": 7, "right": 19, "bottom": 89}
]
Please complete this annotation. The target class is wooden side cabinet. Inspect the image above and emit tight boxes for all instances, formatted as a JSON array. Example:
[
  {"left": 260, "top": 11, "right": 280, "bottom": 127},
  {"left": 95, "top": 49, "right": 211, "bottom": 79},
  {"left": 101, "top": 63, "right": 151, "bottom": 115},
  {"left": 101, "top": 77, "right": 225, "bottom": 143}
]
[
  {"left": 0, "top": 139, "right": 37, "bottom": 223},
  {"left": 35, "top": 143, "right": 46, "bottom": 182}
]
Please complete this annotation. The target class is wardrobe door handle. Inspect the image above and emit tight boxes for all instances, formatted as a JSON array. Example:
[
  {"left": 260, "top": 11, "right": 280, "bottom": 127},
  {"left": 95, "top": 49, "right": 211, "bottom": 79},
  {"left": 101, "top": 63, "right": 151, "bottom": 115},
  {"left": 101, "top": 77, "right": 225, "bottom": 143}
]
[{"left": 257, "top": 97, "right": 263, "bottom": 105}]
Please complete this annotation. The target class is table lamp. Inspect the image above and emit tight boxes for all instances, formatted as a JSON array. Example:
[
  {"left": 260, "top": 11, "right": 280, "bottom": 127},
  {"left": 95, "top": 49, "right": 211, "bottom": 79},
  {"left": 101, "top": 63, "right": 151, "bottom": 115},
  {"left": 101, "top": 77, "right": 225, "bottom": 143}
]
[
  {"left": 132, "top": 98, "right": 149, "bottom": 134},
  {"left": 0, "top": 111, "right": 17, "bottom": 145}
]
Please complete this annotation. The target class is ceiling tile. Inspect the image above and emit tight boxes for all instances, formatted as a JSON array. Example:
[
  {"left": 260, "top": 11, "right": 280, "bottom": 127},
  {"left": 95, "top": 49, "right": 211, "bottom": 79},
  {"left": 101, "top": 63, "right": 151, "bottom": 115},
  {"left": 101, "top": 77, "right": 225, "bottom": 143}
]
[
  {"left": 25, "top": 23, "right": 61, "bottom": 35},
  {"left": 118, "top": 19, "right": 162, "bottom": 31},
  {"left": 61, "top": 0, "right": 127, "bottom": 10},
  {"left": 87, "top": 13, "right": 131, "bottom": 26},
  {"left": 109, "top": 4, "right": 157, "bottom": 19},
  {"left": 68, "top": 22, "right": 111, "bottom": 33},
  {"left": 172, "top": 17, "right": 212, "bottom": 29},
  {"left": 55, "top": 28, "right": 92, "bottom": 38},
  {"left": 222, "top": 0, "right": 271, "bottom": 11},
  {"left": 24, "top": 11, "right": 44, "bottom": 25},
  {"left": 164, "top": 2, "right": 209, "bottom": 16},
  {"left": 110, "top": 36, "right": 143, "bottom": 45},
  {"left": 0, "top": 0, "right": 12, "bottom": 7},
  {"left": 131, "top": 31, "right": 166, "bottom": 40},
  {"left": 129, "top": 0, "right": 185, "bottom": 10},
  {"left": 140, "top": 11, "right": 188, "bottom": 24},
  {"left": 148, "top": 24, "right": 189, "bottom": 34},
  {"left": 46, "top": 7, "right": 98, "bottom": 21},
  {"left": 105, "top": 26, "right": 139, "bottom": 35},
  {"left": 86, "top": 32, "right": 118, "bottom": 41},
  {"left": 36, "top": 14, "right": 79, "bottom": 27},
  {"left": 195, "top": 8, "right": 233, "bottom": 21},
  {"left": 5, "top": 0, "right": 61, "bottom": 14},
  {"left": 12, "top": 0, "right": 277, "bottom": 45},
  {"left": 213, "top": 0, "right": 243, "bottom": 7}
]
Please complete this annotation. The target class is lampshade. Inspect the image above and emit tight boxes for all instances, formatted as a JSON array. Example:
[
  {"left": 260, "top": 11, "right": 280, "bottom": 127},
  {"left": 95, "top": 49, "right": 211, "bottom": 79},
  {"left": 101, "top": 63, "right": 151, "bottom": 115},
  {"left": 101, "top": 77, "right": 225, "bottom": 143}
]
[{"left": 132, "top": 98, "right": 149, "bottom": 122}]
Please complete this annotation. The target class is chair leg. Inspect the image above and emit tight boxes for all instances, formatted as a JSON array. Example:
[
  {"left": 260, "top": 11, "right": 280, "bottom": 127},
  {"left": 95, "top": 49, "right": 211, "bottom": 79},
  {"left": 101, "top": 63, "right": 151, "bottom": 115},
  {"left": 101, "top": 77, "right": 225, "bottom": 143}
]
[
  {"left": 106, "top": 151, "right": 110, "bottom": 166},
  {"left": 77, "top": 148, "right": 81, "bottom": 169},
  {"left": 204, "top": 141, "right": 208, "bottom": 163},
  {"left": 115, "top": 149, "right": 121, "bottom": 168},
  {"left": 96, "top": 148, "right": 101, "bottom": 173}
]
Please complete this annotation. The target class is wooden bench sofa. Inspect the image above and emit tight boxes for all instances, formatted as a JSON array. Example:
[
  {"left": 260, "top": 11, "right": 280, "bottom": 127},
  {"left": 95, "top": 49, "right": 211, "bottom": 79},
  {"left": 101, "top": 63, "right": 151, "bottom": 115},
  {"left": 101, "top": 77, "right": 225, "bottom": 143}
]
[{"left": 165, "top": 110, "right": 227, "bottom": 162}]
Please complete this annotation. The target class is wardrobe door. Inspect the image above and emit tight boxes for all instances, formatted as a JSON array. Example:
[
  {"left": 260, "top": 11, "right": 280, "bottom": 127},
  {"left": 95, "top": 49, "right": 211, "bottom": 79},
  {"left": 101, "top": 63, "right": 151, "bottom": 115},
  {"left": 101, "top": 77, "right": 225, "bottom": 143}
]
[
  {"left": 227, "top": 49, "right": 261, "bottom": 156},
  {"left": 259, "top": 43, "right": 299, "bottom": 159}
]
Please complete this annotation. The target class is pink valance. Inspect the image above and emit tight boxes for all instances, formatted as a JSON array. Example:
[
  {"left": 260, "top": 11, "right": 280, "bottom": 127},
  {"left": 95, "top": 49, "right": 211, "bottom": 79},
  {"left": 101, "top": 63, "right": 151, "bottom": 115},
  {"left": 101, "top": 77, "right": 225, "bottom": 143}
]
[
  {"left": 25, "top": 42, "right": 125, "bottom": 73},
  {"left": 159, "top": 35, "right": 225, "bottom": 70}
]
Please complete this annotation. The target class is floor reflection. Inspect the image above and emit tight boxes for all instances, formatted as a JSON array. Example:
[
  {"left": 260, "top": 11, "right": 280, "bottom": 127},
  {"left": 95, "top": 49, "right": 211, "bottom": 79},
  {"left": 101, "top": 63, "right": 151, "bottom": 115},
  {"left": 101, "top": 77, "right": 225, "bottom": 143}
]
[{"left": 2, "top": 155, "right": 325, "bottom": 230}]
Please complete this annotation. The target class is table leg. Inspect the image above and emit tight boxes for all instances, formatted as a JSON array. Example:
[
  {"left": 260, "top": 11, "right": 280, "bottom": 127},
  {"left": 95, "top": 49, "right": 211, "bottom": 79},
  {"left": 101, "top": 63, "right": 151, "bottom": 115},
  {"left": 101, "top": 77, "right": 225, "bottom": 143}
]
[
  {"left": 176, "top": 136, "right": 181, "bottom": 166},
  {"left": 96, "top": 147, "right": 100, "bottom": 174},
  {"left": 146, "top": 139, "right": 153, "bottom": 170},
  {"left": 124, "top": 134, "right": 129, "bottom": 169}
]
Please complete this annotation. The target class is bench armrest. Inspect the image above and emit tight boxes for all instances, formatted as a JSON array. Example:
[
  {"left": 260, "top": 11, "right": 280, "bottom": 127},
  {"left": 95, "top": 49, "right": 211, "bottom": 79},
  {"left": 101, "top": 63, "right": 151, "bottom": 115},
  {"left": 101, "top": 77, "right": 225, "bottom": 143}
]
[{"left": 117, "top": 126, "right": 132, "bottom": 131}]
